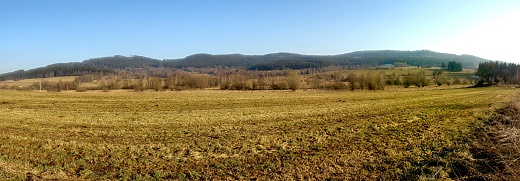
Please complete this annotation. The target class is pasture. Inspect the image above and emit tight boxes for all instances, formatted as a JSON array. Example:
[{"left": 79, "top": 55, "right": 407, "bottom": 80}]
[
  {"left": 0, "top": 76, "right": 77, "bottom": 88},
  {"left": 0, "top": 87, "right": 517, "bottom": 180}
]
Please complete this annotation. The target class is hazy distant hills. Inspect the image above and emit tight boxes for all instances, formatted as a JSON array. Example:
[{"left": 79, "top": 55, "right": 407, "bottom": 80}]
[{"left": 0, "top": 50, "right": 490, "bottom": 81}]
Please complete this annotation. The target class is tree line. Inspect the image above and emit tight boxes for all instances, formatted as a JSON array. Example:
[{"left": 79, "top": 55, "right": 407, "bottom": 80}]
[
  {"left": 2, "top": 67, "right": 478, "bottom": 92},
  {"left": 10, "top": 59, "right": 515, "bottom": 92},
  {"left": 441, "top": 61, "right": 463, "bottom": 72},
  {"left": 476, "top": 61, "right": 520, "bottom": 85}
]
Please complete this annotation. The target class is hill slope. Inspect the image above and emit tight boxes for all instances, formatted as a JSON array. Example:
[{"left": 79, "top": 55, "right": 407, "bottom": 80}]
[
  {"left": 0, "top": 50, "right": 489, "bottom": 81},
  {"left": 165, "top": 50, "right": 488, "bottom": 69}
]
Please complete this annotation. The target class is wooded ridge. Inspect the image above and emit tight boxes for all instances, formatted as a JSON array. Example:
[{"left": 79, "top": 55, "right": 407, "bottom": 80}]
[{"left": 1, "top": 50, "right": 490, "bottom": 81}]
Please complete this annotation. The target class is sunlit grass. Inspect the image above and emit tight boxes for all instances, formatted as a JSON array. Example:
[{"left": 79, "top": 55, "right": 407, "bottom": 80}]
[
  {"left": 0, "top": 87, "right": 517, "bottom": 179},
  {"left": 1, "top": 76, "right": 77, "bottom": 87}
]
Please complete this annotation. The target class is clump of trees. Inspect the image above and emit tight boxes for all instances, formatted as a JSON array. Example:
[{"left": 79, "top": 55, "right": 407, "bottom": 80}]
[
  {"left": 442, "top": 61, "right": 463, "bottom": 72},
  {"left": 344, "top": 72, "right": 386, "bottom": 91},
  {"left": 403, "top": 71, "right": 429, "bottom": 88},
  {"left": 432, "top": 70, "right": 464, "bottom": 86},
  {"left": 476, "top": 61, "right": 520, "bottom": 85},
  {"left": 28, "top": 80, "right": 79, "bottom": 92},
  {"left": 386, "top": 73, "right": 403, "bottom": 86},
  {"left": 219, "top": 70, "right": 302, "bottom": 91},
  {"left": 132, "top": 73, "right": 217, "bottom": 91}
]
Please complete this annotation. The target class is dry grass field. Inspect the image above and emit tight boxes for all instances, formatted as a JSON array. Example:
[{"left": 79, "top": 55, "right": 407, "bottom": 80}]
[
  {"left": 0, "top": 87, "right": 518, "bottom": 180},
  {"left": 0, "top": 76, "right": 77, "bottom": 88}
]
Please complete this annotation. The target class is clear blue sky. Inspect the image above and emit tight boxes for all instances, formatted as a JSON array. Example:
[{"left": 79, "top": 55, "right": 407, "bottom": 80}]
[{"left": 1, "top": 0, "right": 519, "bottom": 73}]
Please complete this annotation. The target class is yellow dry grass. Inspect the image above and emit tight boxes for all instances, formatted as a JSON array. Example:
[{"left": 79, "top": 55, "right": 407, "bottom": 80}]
[
  {"left": 1, "top": 76, "right": 77, "bottom": 87},
  {"left": 0, "top": 87, "right": 517, "bottom": 180}
]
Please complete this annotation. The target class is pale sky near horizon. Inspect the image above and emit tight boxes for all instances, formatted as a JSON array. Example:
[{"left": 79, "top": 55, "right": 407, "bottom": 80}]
[{"left": 1, "top": 0, "right": 519, "bottom": 74}]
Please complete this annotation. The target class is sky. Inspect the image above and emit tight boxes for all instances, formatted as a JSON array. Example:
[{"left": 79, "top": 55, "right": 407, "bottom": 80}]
[{"left": 1, "top": 0, "right": 520, "bottom": 74}]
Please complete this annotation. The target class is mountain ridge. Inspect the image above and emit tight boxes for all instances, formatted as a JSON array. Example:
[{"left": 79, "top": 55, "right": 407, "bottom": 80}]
[{"left": 0, "top": 50, "right": 491, "bottom": 81}]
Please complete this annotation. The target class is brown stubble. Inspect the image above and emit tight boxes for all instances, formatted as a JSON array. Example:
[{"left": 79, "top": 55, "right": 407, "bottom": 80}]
[{"left": 0, "top": 87, "right": 517, "bottom": 180}]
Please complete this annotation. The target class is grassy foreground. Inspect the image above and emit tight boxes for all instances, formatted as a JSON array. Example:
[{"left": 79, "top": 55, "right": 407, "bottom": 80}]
[{"left": 0, "top": 87, "right": 518, "bottom": 180}]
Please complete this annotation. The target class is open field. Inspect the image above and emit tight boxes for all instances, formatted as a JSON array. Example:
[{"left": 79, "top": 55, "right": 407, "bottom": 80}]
[
  {"left": 0, "top": 76, "right": 78, "bottom": 88},
  {"left": 0, "top": 87, "right": 518, "bottom": 180}
]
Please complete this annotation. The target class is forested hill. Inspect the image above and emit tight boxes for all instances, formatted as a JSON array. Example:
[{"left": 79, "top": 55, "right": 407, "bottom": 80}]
[
  {"left": 82, "top": 55, "right": 163, "bottom": 69},
  {"left": 168, "top": 50, "right": 489, "bottom": 69},
  {"left": 163, "top": 52, "right": 328, "bottom": 68},
  {"left": 340, "top": 50, "right": 488, "bottom": 68},
  {"left": 1, "top": 50, "right": 490, "bottom": 81}
]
